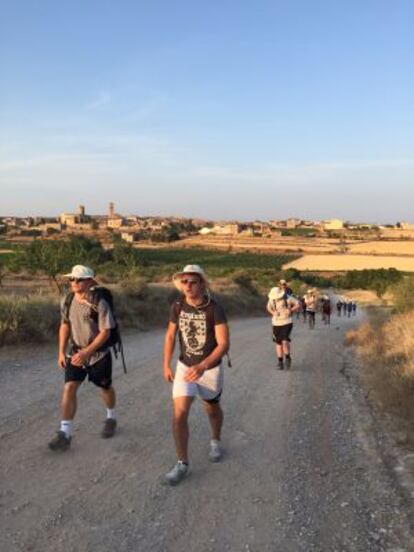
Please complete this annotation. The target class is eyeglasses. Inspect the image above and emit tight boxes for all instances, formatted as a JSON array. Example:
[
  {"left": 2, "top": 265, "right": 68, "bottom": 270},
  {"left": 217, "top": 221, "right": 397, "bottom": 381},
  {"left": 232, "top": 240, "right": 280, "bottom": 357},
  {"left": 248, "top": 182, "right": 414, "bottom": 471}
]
[
  {"left": 69, "top": 277, "right": 87, "bottom": 283},
  {"left": 181, "top": 279, "right": 200, "bottom": 286}
]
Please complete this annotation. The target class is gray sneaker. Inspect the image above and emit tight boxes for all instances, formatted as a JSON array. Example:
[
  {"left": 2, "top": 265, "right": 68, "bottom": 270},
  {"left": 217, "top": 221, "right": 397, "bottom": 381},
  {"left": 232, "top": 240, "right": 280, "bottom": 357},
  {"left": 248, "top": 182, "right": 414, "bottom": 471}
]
[
  {"left": 101, "top": 418, "right": 117, "bottom": 439},
  {"left": 209, "top": 440, "right": 222, "bottom": 463},
  {"left": 164, "top": 461, "right": 189, "bottom": 486},
  {"left": 48, "top": 430, "right": 71, "bottom": 451}
]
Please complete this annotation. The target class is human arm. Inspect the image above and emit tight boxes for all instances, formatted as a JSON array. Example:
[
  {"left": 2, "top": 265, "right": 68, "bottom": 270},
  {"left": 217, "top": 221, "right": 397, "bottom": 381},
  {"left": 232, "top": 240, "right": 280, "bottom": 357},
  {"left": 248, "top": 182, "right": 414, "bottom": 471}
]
[
  {"left": 184, "top": 322, "right": 230, "bottom": 383},
  {"left": 58, "top": 322, "right": 71, "bottom": 368},
  {"left": 163, "top": 321, "right": 177, "bottom": 382},
  {"left": 289, "top": 298, "right": 301, "bottom": 314},
  {"left": 71, "top": 329, "right": 111, "bottom": 366}
]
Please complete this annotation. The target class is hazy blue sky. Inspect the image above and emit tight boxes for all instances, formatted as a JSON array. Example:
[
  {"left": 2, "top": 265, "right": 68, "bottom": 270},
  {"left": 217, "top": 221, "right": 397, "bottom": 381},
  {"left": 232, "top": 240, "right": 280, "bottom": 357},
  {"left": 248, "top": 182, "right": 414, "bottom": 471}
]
[{"left": 1, "top": 0, "right": 413, "bottom": 222}]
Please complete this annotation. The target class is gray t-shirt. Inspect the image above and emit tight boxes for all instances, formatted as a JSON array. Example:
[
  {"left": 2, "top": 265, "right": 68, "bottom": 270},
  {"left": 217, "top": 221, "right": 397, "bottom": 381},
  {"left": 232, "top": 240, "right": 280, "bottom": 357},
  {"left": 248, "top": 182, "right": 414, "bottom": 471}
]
[{"left": 61, "top": 296, "right": 115, "bottom": 365}]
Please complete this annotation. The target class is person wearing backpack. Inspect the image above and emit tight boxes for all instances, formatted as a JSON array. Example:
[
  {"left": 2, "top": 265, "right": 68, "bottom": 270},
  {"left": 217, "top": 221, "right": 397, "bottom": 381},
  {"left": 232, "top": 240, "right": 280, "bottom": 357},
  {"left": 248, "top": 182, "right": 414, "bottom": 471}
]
[
  {"left": 163, "top": 264, "right": 230, "bottom": 486},
  {"left": 48, "top": 265, "right": 118, "bottom": 451},
  {"left": 267, "top": 286, "right": 300, "bottom": 370}
]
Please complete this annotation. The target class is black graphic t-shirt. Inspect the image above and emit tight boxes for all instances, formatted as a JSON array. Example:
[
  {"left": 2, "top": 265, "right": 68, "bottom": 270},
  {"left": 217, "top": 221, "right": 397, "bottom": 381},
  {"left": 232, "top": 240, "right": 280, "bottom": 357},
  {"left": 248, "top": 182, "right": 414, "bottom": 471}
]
[{"left": 169, "top": 298, "right": 227, "bottom": 367}]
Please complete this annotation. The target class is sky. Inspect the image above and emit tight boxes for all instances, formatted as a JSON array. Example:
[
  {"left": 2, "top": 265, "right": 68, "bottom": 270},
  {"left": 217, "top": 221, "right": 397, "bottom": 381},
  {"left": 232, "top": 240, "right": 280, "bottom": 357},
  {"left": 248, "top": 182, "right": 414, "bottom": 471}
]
[{"left": 1, "top": 0, "right": 413, "bottom": 222}]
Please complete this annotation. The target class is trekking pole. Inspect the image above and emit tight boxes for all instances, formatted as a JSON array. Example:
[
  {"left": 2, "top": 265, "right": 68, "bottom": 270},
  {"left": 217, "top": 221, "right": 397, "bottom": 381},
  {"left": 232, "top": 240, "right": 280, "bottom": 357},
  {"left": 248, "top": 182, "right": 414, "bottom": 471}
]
[{"left": 119, "top": 340, "right": 127, "bottom": 374}]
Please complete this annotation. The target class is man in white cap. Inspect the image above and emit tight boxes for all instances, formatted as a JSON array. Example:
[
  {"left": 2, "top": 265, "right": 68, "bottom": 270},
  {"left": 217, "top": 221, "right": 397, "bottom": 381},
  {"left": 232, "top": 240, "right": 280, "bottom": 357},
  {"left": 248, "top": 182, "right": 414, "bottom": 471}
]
[
  {"left": 304, "top": 288, "right": 318, "bottom": 329},
  {"left": 163, "top": 264, "right": 230, "bottom": 485},
  {"left": 279, "top": 279, "right": 293, "bottom": 297},
  {"left": 267, "top": 286, "right": 300, "bottom": 369},
  {"left": 48, "top": 265, "right": 117, "bottom": 451}
]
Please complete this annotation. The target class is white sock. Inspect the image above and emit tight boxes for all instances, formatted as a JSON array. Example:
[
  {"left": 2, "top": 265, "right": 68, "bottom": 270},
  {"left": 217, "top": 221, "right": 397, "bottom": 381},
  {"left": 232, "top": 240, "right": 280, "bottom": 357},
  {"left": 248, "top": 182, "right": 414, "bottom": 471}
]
[
  {"left": 211, "top": 439, "right": 221, "bottom": 447},
  {"left": 60, "top": 420, "right": 72, "bottom": 437},
  {"left": 106, "top": 408, "right": 116, "bottom": 420}
]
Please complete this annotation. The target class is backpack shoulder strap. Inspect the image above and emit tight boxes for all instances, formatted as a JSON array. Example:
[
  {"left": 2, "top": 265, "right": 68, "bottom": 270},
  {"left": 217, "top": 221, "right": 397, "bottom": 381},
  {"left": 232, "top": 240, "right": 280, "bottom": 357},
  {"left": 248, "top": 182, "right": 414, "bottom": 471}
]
[{"left": 63, "top": 292, "right": 75, "bottom": 321}]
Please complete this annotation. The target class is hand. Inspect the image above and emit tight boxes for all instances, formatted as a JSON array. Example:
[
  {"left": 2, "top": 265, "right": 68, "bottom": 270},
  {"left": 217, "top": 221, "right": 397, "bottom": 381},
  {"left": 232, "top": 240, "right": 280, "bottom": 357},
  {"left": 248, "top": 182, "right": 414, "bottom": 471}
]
[
  {"left": 71, "top": 349, "right": 90, "bottom": 367},
  {"left": 184, "top": 364, "right": 206, "bottom": 383},
  {"left": 58, "top": 352, "right": 67, "bottom": 369},
  {"left": 163, "top": 366, "right": 174, "bottom": 383}
]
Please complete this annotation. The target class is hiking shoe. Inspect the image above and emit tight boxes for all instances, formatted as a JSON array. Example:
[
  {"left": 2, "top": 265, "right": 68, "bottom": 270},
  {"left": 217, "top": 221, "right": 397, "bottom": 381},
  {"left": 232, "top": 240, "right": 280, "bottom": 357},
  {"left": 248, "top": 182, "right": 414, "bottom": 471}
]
[
  {"left": 285, "top": 357, "right": 291, "bottom": 369},
  {"left": 48, "top": 431, "right": 71, "bottom": 451},
  {"left": 164, "top": 461, "right": 189, "bottom": 486},
  {"left": 101, "top": 418, "right": 117, "bottom": 439},
  {"left": 209, "top": 440, "right": 222, "bottom": 463}
]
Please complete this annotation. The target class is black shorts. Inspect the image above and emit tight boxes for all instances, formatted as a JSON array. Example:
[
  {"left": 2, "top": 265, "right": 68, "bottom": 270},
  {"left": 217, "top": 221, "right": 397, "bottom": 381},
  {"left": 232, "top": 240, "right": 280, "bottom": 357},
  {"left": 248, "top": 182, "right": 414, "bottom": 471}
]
[
  {"left": 272, "top": 323, "right": 293, "bottom": 344},
  {"left": 64, "top": 353, "right": 112, "bottom": 389}
]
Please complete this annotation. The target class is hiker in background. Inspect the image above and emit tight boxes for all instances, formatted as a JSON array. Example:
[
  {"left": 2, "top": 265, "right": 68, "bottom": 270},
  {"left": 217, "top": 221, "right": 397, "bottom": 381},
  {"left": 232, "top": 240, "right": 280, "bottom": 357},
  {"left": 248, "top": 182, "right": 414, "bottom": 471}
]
[
  {"left": 321, "top": 295, "right": 332, "bottom": 325},
  {"left": 342, "top": 301, "right": 347, "bottom": 316},
  {"left": 352, "top": 301, "right": 357, "bottom": 316},
  {"left": 336, "top": 300, "right": 342, "bottom": 316},
  {"left": 347, "top": 301, "right": 353, "bottom": 318},
  {"left": 279, "top": 279, "right": 293, "bottom": 297},
  {"left": 267, "top": 286, "right": 300, "bottom": 370},
  {"left": 300, "top": 295, "right": 307, "bottom": 322},
  {"left": 163, "top": 265, "right": 230, "bottom": 486},
  {"left": 48, "top": 265, "right": 118, "bottom": 452},
  {"left": 304, "top": 289, "right": 318, "bottom": 329}
]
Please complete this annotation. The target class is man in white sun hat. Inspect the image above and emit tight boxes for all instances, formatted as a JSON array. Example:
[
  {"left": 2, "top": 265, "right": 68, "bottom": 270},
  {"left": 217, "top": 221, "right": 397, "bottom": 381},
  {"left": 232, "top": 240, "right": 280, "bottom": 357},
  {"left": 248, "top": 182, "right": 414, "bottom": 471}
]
[
  {"left": 163, "top": 264, "right": 230, "bottom": 485},
  {"left": 267, "top": 285, "right": 300, "bottom": 370},
  {"left": 48, "top": 265, "right": 117, "bottom": 451},
  {"left": 304, "top": 288, "right": 318, "bottom": 329}
]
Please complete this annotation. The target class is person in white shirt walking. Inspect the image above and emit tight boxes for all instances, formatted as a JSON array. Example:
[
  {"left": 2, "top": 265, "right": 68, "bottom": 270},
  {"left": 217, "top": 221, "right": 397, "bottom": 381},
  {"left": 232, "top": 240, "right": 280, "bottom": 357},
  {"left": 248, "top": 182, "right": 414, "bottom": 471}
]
[{"left": 267, "top": 286, "right": 300, "bottom": 370}]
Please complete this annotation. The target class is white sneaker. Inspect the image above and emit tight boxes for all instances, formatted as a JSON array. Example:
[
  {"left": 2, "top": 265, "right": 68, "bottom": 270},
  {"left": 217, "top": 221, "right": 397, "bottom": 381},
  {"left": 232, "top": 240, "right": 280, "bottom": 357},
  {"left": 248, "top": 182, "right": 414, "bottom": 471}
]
[
  {"left": 164, "top": 461, "right": 189, "bottom": 486},
  {"left": 209, "top": 440, "right": 222, "bottom": 463}
]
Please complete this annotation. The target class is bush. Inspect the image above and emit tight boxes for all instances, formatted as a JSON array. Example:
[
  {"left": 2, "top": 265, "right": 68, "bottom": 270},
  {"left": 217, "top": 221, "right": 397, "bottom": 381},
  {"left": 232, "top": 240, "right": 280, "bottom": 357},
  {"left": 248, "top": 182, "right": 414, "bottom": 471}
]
[
  {"left": 337, "top": 268, "right": 403, "bottom": 297},
  {"left": 391, "top": 275, "right": 414, "bottom": 313}
]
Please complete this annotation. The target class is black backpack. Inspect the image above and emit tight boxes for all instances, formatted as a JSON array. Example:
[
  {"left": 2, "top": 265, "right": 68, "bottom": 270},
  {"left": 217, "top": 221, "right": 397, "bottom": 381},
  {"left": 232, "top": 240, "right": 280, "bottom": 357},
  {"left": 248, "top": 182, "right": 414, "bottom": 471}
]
[{"left": 63, "top": 286, "right": 127, "bottom": 373}]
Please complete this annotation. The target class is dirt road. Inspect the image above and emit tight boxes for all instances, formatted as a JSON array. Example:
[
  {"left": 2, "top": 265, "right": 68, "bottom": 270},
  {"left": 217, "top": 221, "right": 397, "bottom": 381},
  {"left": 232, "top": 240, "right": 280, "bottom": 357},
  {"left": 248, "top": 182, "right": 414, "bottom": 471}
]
[{"left": 1, "top": 311, "right": 413, "bottom": 551}]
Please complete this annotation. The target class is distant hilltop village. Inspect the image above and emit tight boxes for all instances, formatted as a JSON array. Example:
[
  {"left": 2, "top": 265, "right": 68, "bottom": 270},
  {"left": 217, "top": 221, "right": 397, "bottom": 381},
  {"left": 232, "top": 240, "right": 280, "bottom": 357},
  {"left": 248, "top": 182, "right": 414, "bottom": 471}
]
[{"left": 1, "top": 203, "right": 414, "bottom": 243}]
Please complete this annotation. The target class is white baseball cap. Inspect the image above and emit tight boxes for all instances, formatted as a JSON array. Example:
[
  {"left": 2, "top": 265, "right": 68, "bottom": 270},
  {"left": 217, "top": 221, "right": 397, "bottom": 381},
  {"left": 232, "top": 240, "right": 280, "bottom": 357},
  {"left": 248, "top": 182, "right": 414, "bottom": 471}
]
[{"left": 63, "top": 265, "right": 96, "bottom": 280}]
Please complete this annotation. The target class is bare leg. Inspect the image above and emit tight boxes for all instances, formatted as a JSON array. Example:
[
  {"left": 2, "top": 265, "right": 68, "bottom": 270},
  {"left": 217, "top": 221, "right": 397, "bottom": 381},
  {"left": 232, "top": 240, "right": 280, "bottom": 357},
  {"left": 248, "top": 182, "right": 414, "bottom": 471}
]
[
  {"left": 61, "top": 381, "right": 81, "bottom": 420},
  {"left": 275, "top": 343, "right": 283, "bottom": 359},
  {"left": 100, "top": 386, "right": 116, "bottom": 409},
  {"left": 282, "top": 340, "right": 290, "bottom": 356},
  {"left": 203, "top": 401, "right": 223, "bottom": 441},
  {"left": 172, "top": 396, "right": 194, "bottom": 462}
]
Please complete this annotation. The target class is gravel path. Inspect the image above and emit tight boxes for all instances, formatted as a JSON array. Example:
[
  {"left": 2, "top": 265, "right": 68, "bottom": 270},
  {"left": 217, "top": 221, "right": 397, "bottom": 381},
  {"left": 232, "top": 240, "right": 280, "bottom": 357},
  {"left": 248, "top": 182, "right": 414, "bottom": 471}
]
[{"left": 0, "top": 311, "right": 413, "bottom": 551}]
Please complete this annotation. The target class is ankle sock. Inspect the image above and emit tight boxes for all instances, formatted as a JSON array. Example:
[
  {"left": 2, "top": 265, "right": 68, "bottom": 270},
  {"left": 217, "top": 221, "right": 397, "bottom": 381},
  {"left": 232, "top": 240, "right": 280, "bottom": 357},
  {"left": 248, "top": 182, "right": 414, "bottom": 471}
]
[
  {"left": 60, "top": 420, "right": 72, "bottom": 437},
  {"left": 278, "top": 357, "right": 284, "bottom": 364},
  {"left": 106, "top": 408, "right": 116, "bottom": 420},
  {"left": 211, "top": 439, "right": 221, "bottom": 447},
  {"left": 178, "top": 460, "right": 189, "bottom": 467},
  {"left": 285, "top": 354, "right": 291, "bottom": 361}
]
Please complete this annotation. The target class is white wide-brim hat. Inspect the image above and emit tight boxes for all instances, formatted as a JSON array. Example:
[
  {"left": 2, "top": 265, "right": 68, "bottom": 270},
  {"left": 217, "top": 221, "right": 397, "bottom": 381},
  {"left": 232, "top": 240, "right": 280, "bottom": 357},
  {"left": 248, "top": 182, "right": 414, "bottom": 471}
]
[
  {"left": 63, "top": 264, "right": 96, "bottom": 280},
  {"left": 172, "top": 264, "right": 209, "bottom": 291},
  {"left": 268, "top": 286, "right": 285, "bottom": 301}
]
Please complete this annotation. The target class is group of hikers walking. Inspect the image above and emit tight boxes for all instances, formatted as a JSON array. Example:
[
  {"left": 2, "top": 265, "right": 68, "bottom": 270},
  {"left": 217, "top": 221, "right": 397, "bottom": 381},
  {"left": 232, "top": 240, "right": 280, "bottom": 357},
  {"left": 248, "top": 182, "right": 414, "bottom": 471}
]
[{"left": 48, "top": 263, "right": 356, "bottom": 486}]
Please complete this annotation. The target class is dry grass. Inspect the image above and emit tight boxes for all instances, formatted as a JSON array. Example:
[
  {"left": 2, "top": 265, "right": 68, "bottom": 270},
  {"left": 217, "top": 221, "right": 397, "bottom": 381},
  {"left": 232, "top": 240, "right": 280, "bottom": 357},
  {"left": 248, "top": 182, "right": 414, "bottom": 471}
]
[
  {"left": 348, "top": 241, "right": 414, "bottom": 256},
  {"left": 179, "top": 235, "right": 340, "bottom": 253},
  {"left": 347, "top": 309, "right": 414, "bottom": 445},
  {"left": 284, "top": 254, "right": 414, "bottom": 272},
  {"left": 0, "top": 278, "right": 266, "bottom": 347}
]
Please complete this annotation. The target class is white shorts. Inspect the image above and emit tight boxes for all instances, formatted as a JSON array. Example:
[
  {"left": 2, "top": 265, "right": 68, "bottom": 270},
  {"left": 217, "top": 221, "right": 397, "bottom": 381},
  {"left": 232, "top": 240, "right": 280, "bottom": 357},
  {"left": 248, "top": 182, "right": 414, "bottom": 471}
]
[{"left": 172, "top": 360, "right": 224, "bottom": 401}]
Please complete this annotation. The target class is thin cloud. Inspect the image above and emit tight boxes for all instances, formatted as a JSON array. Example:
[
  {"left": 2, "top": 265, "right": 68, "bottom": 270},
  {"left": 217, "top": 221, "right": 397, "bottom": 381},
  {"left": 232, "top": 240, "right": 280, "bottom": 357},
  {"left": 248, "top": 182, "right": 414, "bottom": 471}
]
[{"left": 86, "top": 91, "right": 112, "bottom": 110}]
